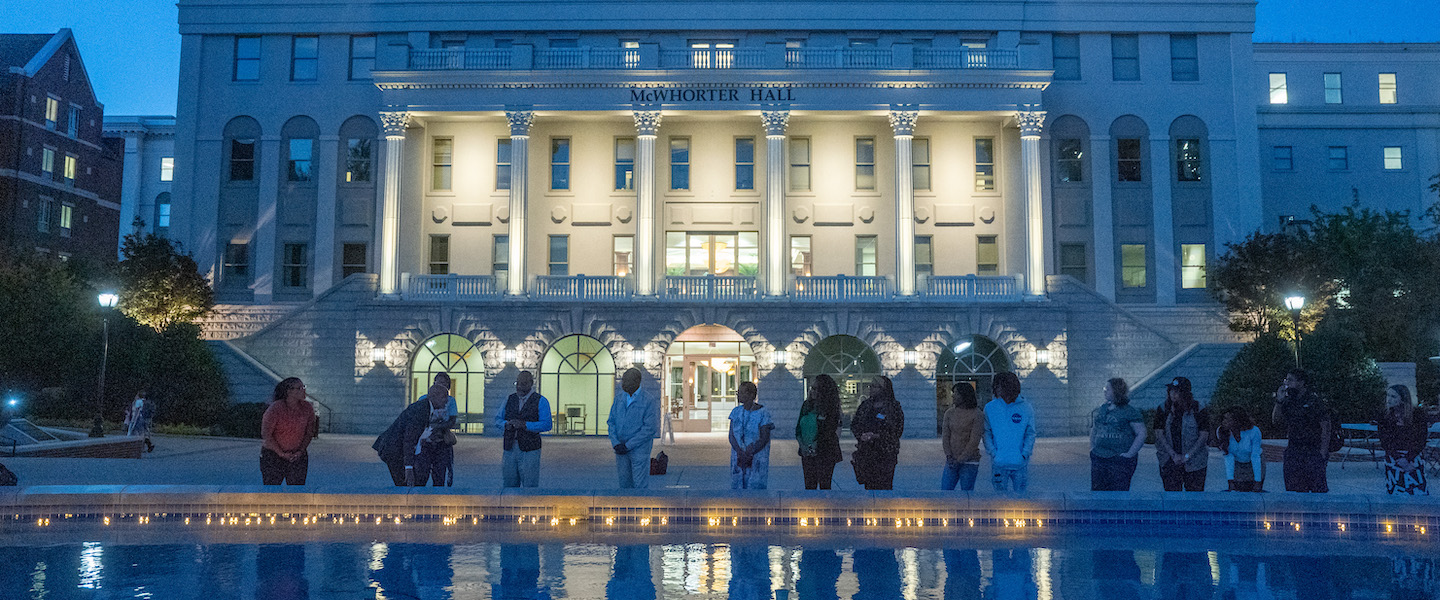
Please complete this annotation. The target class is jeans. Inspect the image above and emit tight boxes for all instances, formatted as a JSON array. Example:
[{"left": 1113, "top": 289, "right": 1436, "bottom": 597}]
[
  {"left": 502, "top": 448, "right": 541, "bottom": 488},
  {"left": 615, "top": 441, "right": 652, "bottom": 489},
  {"left": 992, "top": 464, "right": 1028, "bottom": 492},
  {"left": 801, "top": 456, "right": 837, "bottom": 489},
  {"left": 1159, "top": 461, "right": 1206, "bottom": 491},
  {"left": 260, "top": 449, "right": 308, "bottom": 485},
  {"left": 941, "top": 460, "right": 979, "bottom": 491},
  {"left": 1090, "top": 452, "right": 1138, "bottom": 491},
  {"left": 1283, "top": 448, "right": 1329, "bottom": 493}
]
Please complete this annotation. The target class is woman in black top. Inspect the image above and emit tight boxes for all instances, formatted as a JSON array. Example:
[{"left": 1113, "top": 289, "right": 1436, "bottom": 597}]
[
  {"left": 851, "top": 375, "right": 905, "bottom": 490},
  {"left": 1379, "top": 384, "right": 1429, "bottom": 495},
  {"left": 797, "top": 374, "right": 843, "bottom": 489}
]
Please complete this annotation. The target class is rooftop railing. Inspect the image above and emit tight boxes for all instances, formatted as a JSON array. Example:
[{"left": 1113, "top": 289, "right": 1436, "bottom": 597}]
[
  {"left": 793, "top": 275, "right": 893, "bottom": 302},
  {"left": 532, "top": 275, "right": 634, "bottom": 301},
  {"left": 660, "top": 274, "right": 760, "bottom": 300},
  {"left": 920, "top": 274, "right": 1022, "bottom": 301},
  {"left": 401, "top": 274, "right": 502, "bottom": 301}
]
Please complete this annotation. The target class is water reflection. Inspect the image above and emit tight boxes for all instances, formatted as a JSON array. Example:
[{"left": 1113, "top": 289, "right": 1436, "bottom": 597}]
[
  {"left": 608, "top": 545, "right": 655, "bottom": 600},
  {"left": 797, "top": 549, "right": 843, "bottom": 600},
  {"left": 256, "top": 545, "right": 307, "bottom": 600}
]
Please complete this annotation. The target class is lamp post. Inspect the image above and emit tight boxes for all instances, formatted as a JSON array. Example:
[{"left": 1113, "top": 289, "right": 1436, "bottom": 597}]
[
  {"left": 1284, "top": 294, "right": 1304, "bottom": 368},
  {"left": 89, "top": 292, "right": 119, "bottom": 438}
]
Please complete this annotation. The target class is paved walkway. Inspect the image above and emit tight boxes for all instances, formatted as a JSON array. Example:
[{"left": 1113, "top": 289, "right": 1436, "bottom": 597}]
[{"left": 3, "top": 431, "right": 1398, "bottom": 495}]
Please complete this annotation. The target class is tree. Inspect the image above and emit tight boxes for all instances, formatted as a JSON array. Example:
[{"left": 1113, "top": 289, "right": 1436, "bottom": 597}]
[
  {"left": 117, "top": 231, "right": 214, "bottom": 333},
  {"left": 1209, "top": 231, "right": 1333, "bottom": 340}
]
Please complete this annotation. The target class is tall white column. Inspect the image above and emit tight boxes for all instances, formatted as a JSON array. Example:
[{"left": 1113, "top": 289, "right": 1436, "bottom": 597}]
[
  {"left": 1089, "top": 134, "right": 1116, "bottom": 300},
  {"left": 253, "top": 135, "right": 281, "bottom": 303},
  {"left": 889, "top": 107, "right": 919, "bottom": 296},
  {"left": 506, "top": 110, "right": 534, "bottom": 296},
  {"left": 378, "top": 110, "right": 410, "bottom": 296},
  {"left": 1017, "top": 107, "right": 1048, "bottom": 297},
  {"left": 761, "top": 108, "right": 790, "bottom": 296},
  {"left": 117, "top": 133, "right": 144, "bottom": 254},
  {"left": 1151, "top": 135, "right": 1176, "bottom": 305},
  {"left": 633, "top": 108, "right": 662, "bottom": 296}
]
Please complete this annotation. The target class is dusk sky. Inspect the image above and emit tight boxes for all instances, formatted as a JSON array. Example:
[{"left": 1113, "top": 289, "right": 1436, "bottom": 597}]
[{"left": 6, "top": 0, "right": 1439, "bottom": 117}]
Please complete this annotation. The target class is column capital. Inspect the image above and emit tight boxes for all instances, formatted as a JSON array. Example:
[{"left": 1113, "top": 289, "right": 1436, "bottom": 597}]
[
  {"left": 506, "top": 109, "right": 535, "bottom": 137},
  {"left": 760, "top": 106, "right": 790, "bottom": 137},
  {"left": 632, "top": 106, "right": 663, "bottom": 136},
  {"left": 379, "top": 110, "right": 411, "bottom": 139},
  {"left": 888, "top": 105, "right": 919, "bottom": 137},
  {"left": 1016, "top": 104, "right": 1046, "bottom": 139}
]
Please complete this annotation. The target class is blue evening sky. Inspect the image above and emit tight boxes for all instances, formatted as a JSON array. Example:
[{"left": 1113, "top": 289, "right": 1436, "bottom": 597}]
[{"left": 5, "top": 0, "right": 1439, "bottom": 116}]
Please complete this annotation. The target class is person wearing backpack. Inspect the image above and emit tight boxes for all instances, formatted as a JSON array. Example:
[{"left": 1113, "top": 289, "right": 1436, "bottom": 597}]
[
  {"left": 796, "top": 374, "right": 843, "bottom": 490},
  {"left": 1272, "top": 368, "right": 1331, "bottom": 493},
  {"left": 940, "top": 383, "right": 984, "bottom": 491}
]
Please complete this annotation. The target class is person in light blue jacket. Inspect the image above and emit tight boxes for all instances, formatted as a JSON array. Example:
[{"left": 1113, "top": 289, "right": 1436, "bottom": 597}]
[
  {"left": 982, "top": 372, "right": 1037, "bottom": 493},
  {"left": 608, "top": 368, "right": 659, "bottom": 488}
]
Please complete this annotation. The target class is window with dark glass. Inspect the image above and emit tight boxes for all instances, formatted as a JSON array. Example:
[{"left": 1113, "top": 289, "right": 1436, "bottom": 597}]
[
  {"left": 342, "top": 243, "right": 367, "bottom": 278},
  {"left": 36, "top": 196, "right": 51, "bottom": 233},
  {"left": 975, "top": 138, "right": 996, "bottom": 191},
  {"left": 1170, "top": 34, "right": 1198, "bottom": 81},
  {"left": 913, "top": 138, "right": 931, "bottom": 191},
  {"left": 234, "top": 37, "right": 260, "bottom": 81},
  {"left": 976, "top": 235, "right": 999, "bottom": 276},
  {"left": 287, "top": 138, "right": 313, "bottom": 181},
  {"left": 1052, "top": 34, "right": 1080, "bottom": 80},
  {"left": 1175, "top": 139, "right": 1202, "bottom": 182},
  {"left": 735, "top": 137, "right": 755, "bottom": 190},
  {"left": 1057, "top": 138, "right": 1083, "bottom": 182},
  {"left": 670, "top": 138, "right": 690, "bottom": 190},
  {"left": 492, "top": 235, "right": 509, "bottom": 282},
  {"left": 1272, "top": 146, "right": 1293, "bottom": 171},
  {"left": 855, "top": 138, "right": 875, "bottom": 190},
  {"left": 915, "top": 236, "right": 934, "bottom": 279},
  {"left": 67, "top": 106, "right": 79, "bottom": 137},
  {"left": 282, "top": 243, "right": 308, "bottom": 287},
  {"left": 230, "top": 138, "right": 256, "bottom": 181},
  {"left": 1111, "top": 34, "right": 1139, "bottom": 81},
  {"left": 1059, "top": 244, "right": 1087, "bottom": 282},
  {"left": 1116, "top": 138, "right": 1143, "bottom": 182},
  {"left": 551, "top": 138, "right": 570, "bottom": 190},
  {"left": 432, "top": 138, "right": 452, "bottom": 191},
  {"left": 789, "top": 137, "right": 811, "bottom": 191},
  {"left": 349, "top": 35, "right": 376, "bottom": 80},
  {"left": 345, "top": 138, "right": 371, "bottom": 182},
  {"left": 549, "top": 235, "right": 569, "bottom": 276},
  {"left": 495, "top": 139, "right": 511, "bottom": 190},
  {"left": 291, "top": 36, "right": 318, "bottom": 81},
  {"left": 615, "top": 138, "right": 635, "bottom": 190},
  {"left": 855, "top": 235, "right": 877, "bottom": 276},
  {"left": 1328, "top": 146, "right": 1348, "bottom": 171},
  {"left": 429, "top": 235, "right": 450, "bottom": 274},
  {"left": 223, "top": 243, "right": 250, "bottom": 283},
  {"left": 1324, "top": 73, "right": 1342, "bottom": 104}
]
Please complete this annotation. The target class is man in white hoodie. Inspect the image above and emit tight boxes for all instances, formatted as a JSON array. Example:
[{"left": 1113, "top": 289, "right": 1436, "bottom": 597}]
[{"left": 982, "top": 372, "right": 1037, "bottom": 492}]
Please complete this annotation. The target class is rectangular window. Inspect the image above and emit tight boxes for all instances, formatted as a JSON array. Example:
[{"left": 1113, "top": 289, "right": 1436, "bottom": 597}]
[
  {"left": 669, "top": 137, "right": 690, "bottom": 191},
  {"left": 1175, "top": 139, "right": 1202, "bottom": 182},
  {"left": 615, "top": 137, "right": 635, "bottom": 190},
  {"left": 282, "top": 243, "right": 308, "bottom": 287},
  {"left": 428, "top": 235, "right": 450, "bottom": 275},
  {"left": 915, "top": 235, "right": 934, "bottom": 279},
  {"left": 912, "top": 138, "right": 931, "bottom": 191},
  {"left": 157, "top": 200, "right": 171, "bottom": 229},
  {"left": 854, "top": 235, "right": 878, "bottom": 276},
  {"left": 1170, "top": 34, "right": 1198, "bottom": 81},
  {"left": 341, "top": 243, "right": 367, "bottom": 278},
  {"left": 59, "top": 203, "right": 73, "bottom": 237},
  {"left": 790, "top": 236, "right": 812, "bottom": 276},
  {"left": 1111, "top": 34, "right": 1139, "bottom": 81},
  {"left": 67, "top": 106, "right": 79, "bottom": 137},
  {"left": 1272, "top": 146, "right": 1293, "bottom": 171},
  {"left": 1181, "top": 244, "right": 1206, "bottom": 289},
  {"left": 63, "top": 155, "right": 76, "bottom": 185},
  {"left": 492, "top": 235, "right": 509, "bottom": 282},
  {"left": 974, "top": 137, "right": 996, "bottom": 191},
  {"left": 160, "top": 157, "right": 175, "bottom": 181},
  {"left": 1324, "top": 73, "right": 1342, "bottom": 104},
  {"left": 223, "top": 243, "right": 250, "bottom": 282},
  {"left": 41, "top": 147, "right": 55, "bottom": 178},
  {"left": 1121, "top": 244, "right": 1147, "bottom": 288},
  {"left": 613, "top": 235, "right": 634, "bottom": 276},
  {"left": 230, "top": 138, "right": 256, "bottom": 181},
  {"left": 1379, "top": 73, "right": 1397, "bottom": 104},
  {"left": 234, "top": 37, "right": 260, "bottom": 81},
  {"left": 1384, "top": 146, "right": 1403, "bottom": 170},
  {"left": 495, "top": 138, "right": 512, "bottom": 190},
  {"left": 1059, "top": 244, "right": 1087, "bottom": 282},
  {"left": 36, "top": 196, "right": 51, "bottom": 233},
  {"left": 550, "top": 138, "right": 570, "bottom": 190},
  {"left": 44, "top": 97, "right": 59, "bottom": 129},
  {"left": 735, "top": 137, "right": 755, "bottom": 190},
  {"left": 431, "top": 139, "right": 453, "bottom": 191},
  {"left": 345, "top": 139, "right": 371, "bottom": 182},
  {"left": 976, "top": 235, "right": 999, "bottom": 276},
  {"left": 788, "top": 137, "right": 811, "bottom": 192},
  {"left": 1117, "top": 138, "right": 1143, "bottom": 182},
  {"left": 1269, "top": 73, "right": 1288, "bottom": 104},
  {"left": 349, "top": 35, "right": 376, "bottom": 80},
  {"left": 1052, "top": 34, "right": 1080, "bottom": 81},
  {"left": 548, "top": 235, "right": 569, "bottom": 276},
  {"left": 1057, "top": 138, "right": 1083, "bottom": 182},
  {"left": 291, "top": 36, "right": 318, "bottom": 81},
  {"left": 855, "top": 137, "right": 876, "bottom": 190},
  {"left": 1328, "top": 146, "right": 1349, "bottom": 171},
  {"left": 287, "top": 138, "right": 313, "bottom": 181}
]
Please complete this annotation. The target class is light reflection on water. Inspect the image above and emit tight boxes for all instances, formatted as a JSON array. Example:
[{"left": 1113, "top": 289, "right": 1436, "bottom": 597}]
[{"left": 2, "top": 541, "right": 1438, "bottom": 599}]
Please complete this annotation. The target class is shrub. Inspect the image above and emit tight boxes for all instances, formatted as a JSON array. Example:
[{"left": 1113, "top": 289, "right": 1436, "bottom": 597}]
[
  {"left": 215, "top": 402, "right": 267, "bottom": 438},
  {"left": 1210, "top": 335, "right": 1294, "bottom": 437}
]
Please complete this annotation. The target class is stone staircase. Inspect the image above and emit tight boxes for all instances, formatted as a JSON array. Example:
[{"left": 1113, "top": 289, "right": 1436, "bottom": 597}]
[
  {"left": 1128, "top": 343, "right": 1246, "bottom": 410},
  {"left": 207, "top": 340, "right": 278, "bottom": 405}
]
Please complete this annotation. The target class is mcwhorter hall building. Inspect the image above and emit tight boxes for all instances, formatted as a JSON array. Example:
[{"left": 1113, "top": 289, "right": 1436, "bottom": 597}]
[{"left": 149, "top": 0, "right": 1439, "bottom": 436}]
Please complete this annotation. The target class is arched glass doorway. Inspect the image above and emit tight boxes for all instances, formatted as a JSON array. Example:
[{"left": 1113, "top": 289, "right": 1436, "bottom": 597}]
[
  {"left": 663, "top": 325, "right": 757, "bottom": 432},
  {"left": 409, "top": 334, "right": 485, "bottom": 433},
  {"left": 935, "top": 335, "right": 1011, "bottom": 433},
  {"left": 540, "top": 335, "right": 616, "bottom": 436},
  {"left": 802, "top": 335, "right": 881, "bottom": 429}
]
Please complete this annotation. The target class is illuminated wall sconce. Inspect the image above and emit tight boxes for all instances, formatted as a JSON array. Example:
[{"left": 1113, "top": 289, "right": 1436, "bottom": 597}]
[
  {"left": 902, "top": 350, "right": 919, "bottom": 365},
  {"left": 1035, "top": 349, "right": 1051, "bottom": 366},
  {"left": 500, "top": 348, "right": 518, "bottom": 364},
  {"left": 370, "top": 347, "right": 387, "bottom": 363},
  {"left": 629, "top": 349, "right": 648, "bottom": 365},
  {"left": 772, "top": 350, "right": 791, "bottom": 366}
]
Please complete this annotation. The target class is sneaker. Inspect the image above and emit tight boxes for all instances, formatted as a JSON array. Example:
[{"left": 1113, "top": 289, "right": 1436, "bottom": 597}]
[{"left": 145, "top": 440, "right": 155, "bottom": 453}]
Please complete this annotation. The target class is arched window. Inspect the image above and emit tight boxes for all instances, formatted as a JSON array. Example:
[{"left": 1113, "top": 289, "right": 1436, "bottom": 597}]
[
  {"left": 222, "top": 116, "right": 261, "bottom": 183},
  {"left": 802, "top": 335, "right": 881, "bottom": 427},
  {"left": 935, "top": 335, "right": 1012, "bottom": 433},
  {"left": 540, "top": 335, "right": 617, "bottom": 436},
  {"left": 409, "top": 334, "right": 485, "bottom": 433},
  {"left": 338, "top": 115, "right": 378, "bottom": 184},
  {"left": 280, "top": 116, "right": 320, "bottom": 183}
]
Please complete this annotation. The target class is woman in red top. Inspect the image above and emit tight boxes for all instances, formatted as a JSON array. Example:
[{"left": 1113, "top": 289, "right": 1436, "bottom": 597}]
[{"left": 261, "top": 377, "right": 317, "bottom": 485}]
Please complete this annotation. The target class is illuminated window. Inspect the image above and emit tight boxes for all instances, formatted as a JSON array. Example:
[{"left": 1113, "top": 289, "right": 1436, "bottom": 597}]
[
  {"left": 1268, "top": 73, "right": 1288, "bottom": 104},
  {"left": 551, "top": 138, "right": 570, "bottom": 190},
  {"left": 428, "top": 235, "right": 449, "bottom": 274},
  {"left": 1175, "top": 139, "right": 1202, "bottom": 182},
  {"left": 1384, "top": 147, "right": 1403, "bottom": 170},
  {"left": 160, "top": 157, "right": 174, "bottom": 181},
  {"left": 735, "top": 137, "right": 755, "bottom": 190},
  {"left": 45, "top": 97, "right": 59, "bottom": 129},
  {"left": 1324, "top": 73, "right": 1342, "bottom": 104},
  {"left": 1121, "top": 244, "right": 1147, "bottom": 288},
  {"left": 790, "top": 236, "right": 811, "bottom": 276},
  {"left": 974, "top": 137, "right": 996, "bottom": 191},
  {"left": 41, "top": 147, "right": 55, "bottom": 178},
  {"left": 1111, "top": 34, "right": 1139, "bottom": 81},
  {"left": 1379, "top": 73, "right": 1397, "bottom": 104},
  {"left": 614, "top": 138, "right": 635, "bottom": 190},
  {"left": 63, "top": 155, "right": 76, "bottom": 185},
  {"left": 1170, "top": 34, "right": 1197, "bottom": 81},
  {"left": 59, "top": 203, "right": 74, "bottom": 237},
  {"left": 915, "top": 235, "right": 933, "bottom": 278},
  {"left": 669, "top": 137, "right": 689, "bottom": 190},
  {"left": 789, "top": 137, "right": 810, "bottom": 192},
  {"left": 234, "top": 37, "right": 260, "bottom": 81},
  {"left": 855, "top": 137, "right": 875, "bottom": 190},
  {"left": 855, "top": 236, "right": 877, "bottom": 276},
  {"left": 431, "top": 138, "right": 452, "bottom": 191},
  {"left": 1181, "top": 244, "right": 1206, "bottom": 289},
  {"left": 912, "top": 138, "right": 931, "bottom": 191},
  {"left": 976, "top": 235, "right": 999, "bottom": 276},
  {"left": 1052, "top": 34, "right": 1080, "bottom": 80},
  {"left": 291, "top": 36, "right": 318, "bottom": 81},
  {"left": 492, "top": 235, "right": 508, "bottom": 282},
  {"left": 613, "top": 235, "right": 634, "bottom": 276}
]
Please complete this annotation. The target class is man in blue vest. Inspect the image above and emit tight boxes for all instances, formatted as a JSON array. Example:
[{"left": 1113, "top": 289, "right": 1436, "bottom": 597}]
[
  {"left": 493, "top": 370, "right": 552, "bottom": 487},
  {"left": 608, "top": 368, "right": 658, "bottom": 488}
]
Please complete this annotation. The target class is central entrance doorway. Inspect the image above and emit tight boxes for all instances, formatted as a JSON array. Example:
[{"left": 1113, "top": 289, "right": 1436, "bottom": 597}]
[
  {"left": 935, "top": 335, "right": 1011, "bottom": 434},
  {"left": 663, "top": 325, "right": 757, "bottom": 432}
]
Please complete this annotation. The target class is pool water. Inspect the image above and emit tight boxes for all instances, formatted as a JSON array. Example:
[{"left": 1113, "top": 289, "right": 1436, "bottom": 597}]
[{"left": 2, "top": 535, "right": 1436, "bottom": 599}]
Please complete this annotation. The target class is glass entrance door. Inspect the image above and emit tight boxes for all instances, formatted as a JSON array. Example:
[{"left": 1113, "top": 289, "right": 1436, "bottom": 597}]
[{"left": 664, "top": 338, "right": 756, "bottom": 432}]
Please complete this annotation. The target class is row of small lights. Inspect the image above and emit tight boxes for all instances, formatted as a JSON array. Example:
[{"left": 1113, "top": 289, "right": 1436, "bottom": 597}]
[{"left": 372, "top": 341, "right": 1052, "bottom": 368}]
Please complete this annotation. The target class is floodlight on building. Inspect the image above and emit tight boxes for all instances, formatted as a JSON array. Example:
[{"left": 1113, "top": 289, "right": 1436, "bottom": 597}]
[
  {"left": 1035, "top": 349, "right": 1051, "bottom": 366},
  {"left": 370, "top": 347, "right": 387, "bottom": 363},
  {"left": 772, "top": 350, "right": 790, "bottom": 366},
  {"left": 903, "top": 350, "right": 919, "bottom": 365},
  {"left": 501, "top": 348, "right": 518, "bottom": 364}
]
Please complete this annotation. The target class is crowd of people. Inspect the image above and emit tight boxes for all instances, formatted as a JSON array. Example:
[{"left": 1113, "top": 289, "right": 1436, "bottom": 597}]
[{"left": 254, "top": 367, "right": 1430, "bottom": 497}]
